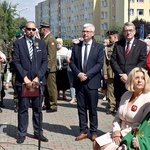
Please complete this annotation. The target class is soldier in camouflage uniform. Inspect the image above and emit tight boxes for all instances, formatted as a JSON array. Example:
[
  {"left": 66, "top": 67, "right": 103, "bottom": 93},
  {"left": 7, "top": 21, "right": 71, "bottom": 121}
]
[
  {"left": 7, "top": 30, "right": 24, "bottom": 112},
  {"left": 0, "top": 39, "right": 7, "bottom": 113},
  {"left": 103, "top": 30, "right": 119, "bottom": 114}
]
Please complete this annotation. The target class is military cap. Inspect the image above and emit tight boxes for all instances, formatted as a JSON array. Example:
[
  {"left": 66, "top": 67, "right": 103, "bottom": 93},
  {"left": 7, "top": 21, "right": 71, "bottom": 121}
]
[
  {"left": 106, "top": 30, "right": 118, "bottom": 36},
  {"left": 39, "top": 21, "right": 50, "bottom": 29},
  {"left": 19, "top": 23, "right": 26, "bottom": 29},
  {"left": 15, "top": 30, "right": 24, "bottom": 38}
]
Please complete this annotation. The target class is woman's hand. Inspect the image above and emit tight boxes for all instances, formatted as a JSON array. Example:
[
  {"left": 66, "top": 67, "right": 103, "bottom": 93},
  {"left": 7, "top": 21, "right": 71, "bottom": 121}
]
[
  {"left": 132, "top": 137, "right": 139, "bottom": 149},
  {"left": 113, "top": 136, "right": 121, "bottom": 145},
  {"left": 111, "top": 131, "right": 121, "bottom": 145}
]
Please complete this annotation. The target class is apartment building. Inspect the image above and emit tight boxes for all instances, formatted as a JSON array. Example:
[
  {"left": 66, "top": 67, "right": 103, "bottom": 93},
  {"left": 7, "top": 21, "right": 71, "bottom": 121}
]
[{"left": 35, "top": 0, "right": 150, "bottom": 41}]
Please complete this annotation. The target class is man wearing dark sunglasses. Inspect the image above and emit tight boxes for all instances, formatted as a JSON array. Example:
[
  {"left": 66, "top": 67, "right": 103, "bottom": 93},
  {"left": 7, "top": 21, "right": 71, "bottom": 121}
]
[{"left": 13, "top": 21, "right": 48, "bottom": 144}]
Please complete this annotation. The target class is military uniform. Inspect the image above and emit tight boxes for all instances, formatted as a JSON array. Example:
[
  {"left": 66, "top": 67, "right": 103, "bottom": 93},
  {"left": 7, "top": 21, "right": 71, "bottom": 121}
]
[
  {"left": 7, "top": 30, "right": 24, "bottom": 112},
  {"left": 103, "top": 44, "right": 116, "bottom": 113},
  {"left": 40, "top": 22, "right": 58, "bottom": 112},
  {"left": 0, "top": 39, "right": 7, "bottom": 112}
]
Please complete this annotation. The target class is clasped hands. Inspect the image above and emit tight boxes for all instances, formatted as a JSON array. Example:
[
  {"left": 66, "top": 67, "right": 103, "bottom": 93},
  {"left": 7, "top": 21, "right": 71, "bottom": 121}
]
[
  {"left": 24, "top": 76, "right": 39, "bottom": 89},
  {"left": 77, "top": 72, "right": 87, "bottom": 82},
  {"left": 119, "top": 74, "right": 128, "bottom": 83}
]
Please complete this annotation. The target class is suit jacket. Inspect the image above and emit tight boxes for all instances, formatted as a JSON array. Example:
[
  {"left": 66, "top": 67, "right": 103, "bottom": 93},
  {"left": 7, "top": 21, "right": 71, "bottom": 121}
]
[
  {"left": 110, "top": 38, "right": 147, "bottom": 75},
  {"left": 70, "top": 41, "right": 104, "bottom": 90},
  {"left": 12, "top": 36, "right": 48, "bottom": 86},
  {"left": 43, "top": 33, "right": 57, "bottom": 72}
]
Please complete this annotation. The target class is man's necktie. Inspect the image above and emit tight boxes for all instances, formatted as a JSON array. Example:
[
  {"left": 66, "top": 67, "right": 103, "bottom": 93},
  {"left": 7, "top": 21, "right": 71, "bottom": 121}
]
[
  {"left": 29, "top": 40, "right": 33, "bottom": 60},
  {"left": 83, "top": 43, "right": 88, "bottom": 71},
  {"left": 125, "top": 42, "right": 130, "bottom": 57}
]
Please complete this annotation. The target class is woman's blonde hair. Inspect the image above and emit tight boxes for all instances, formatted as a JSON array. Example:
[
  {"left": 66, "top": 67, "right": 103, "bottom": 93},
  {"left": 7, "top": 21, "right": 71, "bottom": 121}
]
[{"left": 125, "top": 67, "right": 150, "bottom": 93}]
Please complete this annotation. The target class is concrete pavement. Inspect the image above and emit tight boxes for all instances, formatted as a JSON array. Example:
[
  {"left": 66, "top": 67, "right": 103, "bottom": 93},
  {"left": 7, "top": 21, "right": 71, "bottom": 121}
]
[{"left": 0, "top": 86, "right": 114, "bottom": 150}]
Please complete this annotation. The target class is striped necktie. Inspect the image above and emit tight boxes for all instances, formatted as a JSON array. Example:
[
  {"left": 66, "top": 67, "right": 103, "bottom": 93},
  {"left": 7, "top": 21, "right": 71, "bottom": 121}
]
[{"left": 29, "top": 40, "right": 33, "bottom": 60}]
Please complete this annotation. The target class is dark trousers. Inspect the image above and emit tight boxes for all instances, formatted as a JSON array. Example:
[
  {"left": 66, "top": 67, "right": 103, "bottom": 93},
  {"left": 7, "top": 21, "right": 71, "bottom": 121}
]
[
  {"left": 17, "top": 86, "right": 44, "bottom": 136},
  {"left": 76, "top": 84, "right": 98, "bottom": 134},
  {"left": 114, "top": 76, "right": 127, "bottom": 110}
]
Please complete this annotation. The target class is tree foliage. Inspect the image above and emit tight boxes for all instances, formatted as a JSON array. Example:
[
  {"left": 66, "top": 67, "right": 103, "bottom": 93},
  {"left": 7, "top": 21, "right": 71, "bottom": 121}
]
[
  {"left": 132, "top": 18, "right": 150, "bottom": 39},
  {"left": 0, "top": 0, "right": 27, "bottom": 41}
]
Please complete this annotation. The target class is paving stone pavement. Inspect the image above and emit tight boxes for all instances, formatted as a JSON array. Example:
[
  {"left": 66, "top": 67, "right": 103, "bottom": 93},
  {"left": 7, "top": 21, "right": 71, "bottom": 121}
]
[{"left": 0, "top": 86, "right": 114, "bottom": 150}]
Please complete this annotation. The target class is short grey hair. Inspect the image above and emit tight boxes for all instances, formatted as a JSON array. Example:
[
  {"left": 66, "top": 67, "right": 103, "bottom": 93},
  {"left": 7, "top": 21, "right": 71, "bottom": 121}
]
[
  {"left": 56, "top": 38, "right": 63, "bottom": 43},
  {"left": 123, "top": 22, "right": 136, "bottom": 30},
  {"left": 83, "top": 23, "right": 95, "bottom": 32}
]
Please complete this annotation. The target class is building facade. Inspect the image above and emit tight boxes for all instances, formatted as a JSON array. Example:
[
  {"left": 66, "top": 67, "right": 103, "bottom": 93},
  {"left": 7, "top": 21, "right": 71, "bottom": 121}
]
[{"left": 35, "top": 0, "right": 150, "bottom": 41}]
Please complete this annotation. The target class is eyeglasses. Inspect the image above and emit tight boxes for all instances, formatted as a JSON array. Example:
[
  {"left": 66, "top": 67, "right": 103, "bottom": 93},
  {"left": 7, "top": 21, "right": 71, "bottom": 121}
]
[
  {"left": 26, "top": 28, "right": 36, "bottom": 31},
  {"left": 82, "top": 30, "right": 93, "bottom": 34},
  {"left": 123, "top": 29, "right": 134, "bottom": 33}
]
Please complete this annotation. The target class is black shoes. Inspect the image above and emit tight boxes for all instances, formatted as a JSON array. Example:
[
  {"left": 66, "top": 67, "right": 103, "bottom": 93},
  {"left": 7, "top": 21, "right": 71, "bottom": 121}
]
[
  {"left": 42, "top": 105, "right": 47, "bottom": 110},
  {"left": 14, "top": 103, "right": 18, "bottom": 113},
  {"left": 0, "top": 107, "right": 2, "bottom": 113},
  {"left": 34, "top": 134, "right": 48, "bottom": 142},
  {"left": 16, "top": 136, "right": 26, "bottom": 144},
  {"left": 16, "top": 134, "right": 48, "bottom": 143},
  {"left": 46, "top": 108, "right": 57, "bottom": 113},
  {"left": 106, "top": 109, "right": 116, "bottom": 115}
]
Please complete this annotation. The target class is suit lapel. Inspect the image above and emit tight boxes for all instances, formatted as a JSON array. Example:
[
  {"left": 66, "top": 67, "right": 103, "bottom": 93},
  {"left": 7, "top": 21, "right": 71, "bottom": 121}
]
[
  {"left": 126, "top": 39, "right": 137, "bottom": 60},
  {"left": 22, "top": 37, "right": 32, "bottom": 62},
  {"left": 87, "top": 41, "right": 95, "bottom": 64},
  {"left": 78, "top": 42, "right": 83, "bottom": 70}
]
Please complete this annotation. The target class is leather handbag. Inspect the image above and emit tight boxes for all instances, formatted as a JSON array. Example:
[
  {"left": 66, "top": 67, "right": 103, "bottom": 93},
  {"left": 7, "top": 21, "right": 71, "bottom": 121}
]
[{"left": 22, "top": 83, "right": 40, "bottom": 97}]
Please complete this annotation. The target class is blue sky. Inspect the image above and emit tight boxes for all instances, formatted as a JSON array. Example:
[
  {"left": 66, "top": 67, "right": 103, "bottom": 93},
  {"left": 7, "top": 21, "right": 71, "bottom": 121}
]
[{"left": 10, "top": 0, "right": 44, "bottom": 21}]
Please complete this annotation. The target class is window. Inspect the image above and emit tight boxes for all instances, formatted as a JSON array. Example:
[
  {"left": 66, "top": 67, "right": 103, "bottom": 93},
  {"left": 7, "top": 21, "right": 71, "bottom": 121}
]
[
  {"left": 130, "top": 9, "right": 134, "bottom": 15},
  {"left": 137, "top": 0, "right": 144, "bottom": 2},
  {"left": 101, "top": 0, "right": 107, "bottom": 7},
  {"left": 112, "top": 3, "right": 115, "bottom": 7},
  {"left": 137, "top": 9, "right": 144, "bottom": 15},
  {"left": 101, "top": 12, "right": 104, "bottom": 19},
  {"left": 112, "top": 15, "right": 115, "bottom": 19}
]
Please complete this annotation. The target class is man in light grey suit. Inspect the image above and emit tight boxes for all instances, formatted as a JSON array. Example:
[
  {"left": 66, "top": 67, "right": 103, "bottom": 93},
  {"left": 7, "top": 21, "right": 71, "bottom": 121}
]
[{"left": 70, "top": 23, "right": 104, "bottom": 141}]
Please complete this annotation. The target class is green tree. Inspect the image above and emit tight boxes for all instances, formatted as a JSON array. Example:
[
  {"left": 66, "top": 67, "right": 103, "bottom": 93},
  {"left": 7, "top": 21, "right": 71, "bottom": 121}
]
[
  {"left": 0, "top": 0, "right": 27, "bottom": 41},
  {"left": 132, "top": 18, "right": 150, "bottom": 39}
]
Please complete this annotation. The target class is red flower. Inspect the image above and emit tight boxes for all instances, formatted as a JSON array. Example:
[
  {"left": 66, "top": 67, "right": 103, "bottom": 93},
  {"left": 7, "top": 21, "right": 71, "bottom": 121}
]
[{"left": 131, "top": 105, "right": 138, "bottom": 112}]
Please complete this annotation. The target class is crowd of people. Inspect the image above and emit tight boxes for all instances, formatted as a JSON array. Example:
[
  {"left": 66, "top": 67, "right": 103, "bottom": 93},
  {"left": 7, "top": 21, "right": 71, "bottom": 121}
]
[{"left": 0, "top": 20, "right": 150, "bottom": 150}]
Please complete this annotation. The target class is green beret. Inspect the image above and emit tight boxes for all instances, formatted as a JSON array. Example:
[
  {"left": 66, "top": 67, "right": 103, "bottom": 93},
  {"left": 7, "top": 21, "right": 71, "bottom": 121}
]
[
  {"left": 39, "top": 21, "right": 50, "bottom": 29},
  {"left": 19, "top": 23, "right": 26, "bottom": 29},
  {"left": 15, "top": 30, "right": 24, "bottom": 38},
  {"left": 106, "top": 30, "right": 118, "bottom": 36}
]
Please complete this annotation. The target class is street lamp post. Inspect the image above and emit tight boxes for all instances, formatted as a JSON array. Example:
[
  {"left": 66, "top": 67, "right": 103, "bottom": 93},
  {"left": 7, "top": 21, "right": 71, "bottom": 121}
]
[
  {"left": 15, "top": 8, "right": 27, "bottom": 25},
  {"left": 17, "top": 8, "right": 28, "bottom": 19},
  {"left": 128, "top": 0, "right": 130, "bottom": 22}
]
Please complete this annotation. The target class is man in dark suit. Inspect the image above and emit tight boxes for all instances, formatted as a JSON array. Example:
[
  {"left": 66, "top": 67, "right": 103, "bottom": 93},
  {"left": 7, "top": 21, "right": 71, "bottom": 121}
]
[
  {"left": 13, "top": 21, "right": 48, "bottom": 144},
  {"left": 70, "top": 23, "right": 104, "bottom": 141},
  {"left": 110, "top": 22, "right": 147, "bottom": 110}
]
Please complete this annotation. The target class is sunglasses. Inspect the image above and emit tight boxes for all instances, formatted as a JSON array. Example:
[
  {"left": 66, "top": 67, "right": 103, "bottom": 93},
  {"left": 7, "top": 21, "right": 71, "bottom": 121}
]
[{"left": 26, "top": 28, "right": 36, "bottom": 31}]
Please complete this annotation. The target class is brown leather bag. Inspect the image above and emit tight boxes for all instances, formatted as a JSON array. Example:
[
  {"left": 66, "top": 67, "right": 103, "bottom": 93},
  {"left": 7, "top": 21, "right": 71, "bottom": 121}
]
[{"left": 22, "top": 83, "right": 40, "bottom": 97}]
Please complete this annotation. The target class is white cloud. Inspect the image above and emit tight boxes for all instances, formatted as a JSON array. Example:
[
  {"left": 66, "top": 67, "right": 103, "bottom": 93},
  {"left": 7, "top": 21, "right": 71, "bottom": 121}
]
[{"left": 9, "top": 0, "right": 44, "bottom": 21}]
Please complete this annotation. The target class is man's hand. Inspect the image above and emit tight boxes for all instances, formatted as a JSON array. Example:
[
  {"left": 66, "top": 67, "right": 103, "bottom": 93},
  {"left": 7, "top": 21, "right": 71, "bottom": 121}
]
[
  {"left": 24, "top": 76, "right": 32, "bottom": 88},
  {"left": 104, "top": 74, "right": 108, "bottom": 80},
  {"left": 0, "top": 57, "right": 5, "bottom": 63},
  {"left": 77, "top": 72, "right": 87, "bottom": 82},
  {"left": 119, "top": 74, "right": 128, "bottom": 83},
  {"left": 32, "top": 77, "right": 39, "bottom": 88}
]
